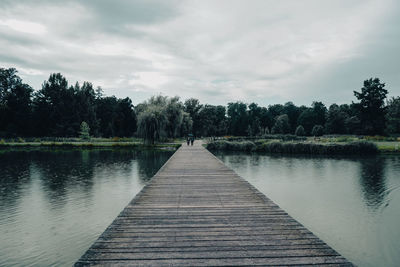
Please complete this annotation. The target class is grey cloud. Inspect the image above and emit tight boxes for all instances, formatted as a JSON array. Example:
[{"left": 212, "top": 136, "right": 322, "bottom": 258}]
[
  {"left": 82, "top": 0, "right": 180, "bottom": 25},
  {"left": 0, "top": 0, "right": 399, "bottom": 105}
]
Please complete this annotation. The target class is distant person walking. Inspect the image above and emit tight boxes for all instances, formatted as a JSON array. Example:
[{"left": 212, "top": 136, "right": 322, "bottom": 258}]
[
  {"left": 190, "top": 136, "right": 194, "bottom": 146},
  {"left": 188, "top": 134, "right": 194, "bottom": 146}
]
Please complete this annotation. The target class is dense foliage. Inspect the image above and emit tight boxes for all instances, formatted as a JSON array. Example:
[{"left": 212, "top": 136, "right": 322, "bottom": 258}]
[
  {"left": 1, "top": 67, "right": 399, "bottom": 140},
  {"left": 207, "top": 140, "right": 378, "bottom": 155},
  {"left": 136, "top": 96, "right": 191, "bottom": 144},
  {"left": 1, "top": 69, "right": 136, "bottom": 138}
]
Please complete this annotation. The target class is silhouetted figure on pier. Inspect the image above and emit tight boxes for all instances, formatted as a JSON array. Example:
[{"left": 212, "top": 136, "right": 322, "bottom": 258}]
[{"left": 188, "top": 134, "right": 194, "bottom": 146}]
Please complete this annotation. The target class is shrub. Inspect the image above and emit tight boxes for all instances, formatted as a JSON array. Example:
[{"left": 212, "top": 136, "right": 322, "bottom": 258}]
[
  {"left": 79, "top": 121, "right": 91, "bottom": 140},
  {"left": 206, "top": 140, "right": 256, "bottom": 151},
  {"left": 311, "top": 125, "right": 324, "bottom": 136},
  {"left": 364, "top": 135, "right": 396, "bottom": 141},
  {"left": 0, "top": 139, "right": 5, "bottom": 145},
  {"left": 295, "top": 125, "right": 306, "bottom": 136},
  {"left": 335, "top": 136, "right": 355, "bottom": 142},
  {"left": 261, "top": 141, "right": 378, "bottom": 155},
  {"left": 208, "top": 139, "right": 378, "bottom": 155}
]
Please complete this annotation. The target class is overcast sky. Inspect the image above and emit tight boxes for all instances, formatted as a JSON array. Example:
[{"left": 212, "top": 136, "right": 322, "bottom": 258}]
[{"left": 1, "top": 0, "right": 399, "bottom": 106}]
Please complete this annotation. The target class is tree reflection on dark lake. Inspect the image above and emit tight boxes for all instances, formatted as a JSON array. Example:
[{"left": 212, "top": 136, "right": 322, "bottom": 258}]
[
  {"left": 214, "top": 151, "right": 400, "bottom": 267},
  {"left": 0, "top": 148, "right": 173, "bottom": 266}
]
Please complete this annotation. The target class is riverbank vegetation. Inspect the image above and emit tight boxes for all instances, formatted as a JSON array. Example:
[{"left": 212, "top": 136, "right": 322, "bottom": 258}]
[
  {"left": 0, "top": 137, "right": 181, "bottom": 150},
  {"left": 206, "top": 138, "right": 382, "bottom": 155},
  {"left": 1, "top": 67, "right": 400, "bottom": 146},
  {"left": 206, "top": 135, "right": 400, "bottom": 154}
]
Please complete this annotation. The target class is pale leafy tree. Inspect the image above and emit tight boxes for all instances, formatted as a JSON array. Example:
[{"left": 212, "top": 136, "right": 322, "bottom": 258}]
[
  {"left": 247, "top": 125, "right": 253, "bottom": 137},
  {"left": 137, "top": 105, "right": 168, "bottom": 145},
  {"left": 79, "top": 121, "right": 90, "bottom": 140},
  {"left": 165, "top": 96, "right": 184, "bottom": 138},
  {"left": 295, "top": 125, "right": 306, "bottom": 136},
  {"left": 311, "top": 125, "right": 324, "bottom": 137},
  {"left": 271, "top": 114, "right": 290, "bottom": 134},
  {"left": 137, "top": 95, "right": 192, "bottom": 143}
]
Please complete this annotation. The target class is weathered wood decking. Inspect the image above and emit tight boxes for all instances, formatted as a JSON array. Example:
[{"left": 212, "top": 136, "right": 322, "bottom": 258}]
[{"left": 75, "top": 142, "right": 352, "bottom": 266}]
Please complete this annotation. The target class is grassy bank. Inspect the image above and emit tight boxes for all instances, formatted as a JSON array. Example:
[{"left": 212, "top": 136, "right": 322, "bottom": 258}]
[
  {"left": 206, "top": 135, "right": 400, "bottom": 154},
  {"left": 206, "top": 139, "right": 382, "bottom": 155},
  {"left": 0, "top": 137, "right": 181, "bottom": 150}
]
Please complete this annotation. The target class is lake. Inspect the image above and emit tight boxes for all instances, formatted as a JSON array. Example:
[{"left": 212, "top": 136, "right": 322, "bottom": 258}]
[
  {"left": 0, "top": 148, "right": 173, "bottom": 266},
  {"left": 214, "top": 151, "right": 400, "bottom": 267},
  {"left": 1, "top": 148, "right": 399, "bottom": 266}
]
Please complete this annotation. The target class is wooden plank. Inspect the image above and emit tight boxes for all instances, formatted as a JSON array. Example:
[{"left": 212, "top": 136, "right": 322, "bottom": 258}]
[{"left": 75, "top": 141, "right": 352, "bottom": 266}]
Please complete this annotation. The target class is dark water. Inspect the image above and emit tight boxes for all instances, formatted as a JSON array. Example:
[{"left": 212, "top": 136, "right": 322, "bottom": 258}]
[
  {"left": 0, "top": 148, "right": 173, "bottom": 266},
  {"left": 214, "top": 151, "right": 400, "bottom": 267}
]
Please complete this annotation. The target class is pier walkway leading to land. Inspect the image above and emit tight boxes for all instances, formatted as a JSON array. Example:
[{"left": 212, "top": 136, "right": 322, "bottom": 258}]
[{"left": 75, "top": 141, "right": 352, "bottom": 266}]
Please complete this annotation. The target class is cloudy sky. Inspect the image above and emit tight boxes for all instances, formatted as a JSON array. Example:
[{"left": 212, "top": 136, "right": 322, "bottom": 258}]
[{"left": 1, "top": 0, "right": 399, "bottom": 106}]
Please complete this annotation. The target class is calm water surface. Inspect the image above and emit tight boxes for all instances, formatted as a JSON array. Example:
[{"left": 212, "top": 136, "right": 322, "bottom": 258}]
[
  {"left": 214, "top": 152, "right": 400, "bottom": 267},
  {"left": 0, "top": 148, "right": 173, "bottom": 266}
]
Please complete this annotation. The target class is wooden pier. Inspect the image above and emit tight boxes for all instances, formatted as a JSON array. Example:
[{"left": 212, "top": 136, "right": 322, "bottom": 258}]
[{"left": 75, "top": 142, "right": 352, "bottom": 266}]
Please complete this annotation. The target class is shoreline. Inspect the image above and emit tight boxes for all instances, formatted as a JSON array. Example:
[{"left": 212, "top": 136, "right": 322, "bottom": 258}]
[
  {"left": 206, "top": 140, "right": 400, "bottom": 154},
  {"left": 0, "top": 142, "right": 181, "bottom": 150}
]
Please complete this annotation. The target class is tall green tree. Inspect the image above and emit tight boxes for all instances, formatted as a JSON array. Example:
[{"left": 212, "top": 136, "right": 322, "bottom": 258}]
[
  {"left": 296, "top": 102, "right": 327, "bottom": 135},
  {"left": 353, "top": 78, "right": 388, "bottom": 134},
  {"left": 311, "top": 101, "right": 327, "bottom": 126},
  {"left": 385, "top": 97, "right": 400, "bottom": 134},
  {"left": 227, "top": 102, "right": 248, "bottom": 136},
  {"left": 297, "top": 108, "right": 316, "bottom": 135},
  {"left": 282, "top": 102, "right": 301, "bottom": 133},
  {"left": 96, "top": 96, "right": 119, "bottom": 137},
  {"left": 33, "top": 73, "right": 75, "bottom": 136},
  {"left": 74, "top": 82, "right": 99, "bottom": 136},
  {"left": 115, "top": 97, "right": 137, "bottom": 137},
  {"left": 268, "top": 104, "right": 284, "bottom": 118},
  {"left": 184, "top": 98, "right": 202, "bottom": 136},
  {"left": 198, "top": 104, "right": 226, "bottom": 136},
  {"left": 96, "top": 96, "right": 136, "bottom": 137},
  {"left": 248, "top": 103, "right": 262, "bottom": 136},
  {"left": 325, "top": 104, "right": 348, "bottom": 134},
  {"left": 259, "top": 107, "right": 273, "bottom": 134},
  {"left": 0, "top": 68, "right": 33, "bottom": 136}
]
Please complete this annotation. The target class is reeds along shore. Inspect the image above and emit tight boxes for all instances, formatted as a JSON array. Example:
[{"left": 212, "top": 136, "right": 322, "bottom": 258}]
[
  {"left": 206, "top": 140, "right": 379, "bottom": 155},
  {"left": 0, "top": 137, "right": 181, "bottom": 150}
]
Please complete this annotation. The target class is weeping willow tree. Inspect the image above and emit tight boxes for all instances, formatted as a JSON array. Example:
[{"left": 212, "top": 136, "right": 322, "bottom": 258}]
[
  {"left": 137, "top": 105, "right": 168, "bottom": 144},
  {"left": 136, "top": 95, "right": 192, "bottom": 144}
]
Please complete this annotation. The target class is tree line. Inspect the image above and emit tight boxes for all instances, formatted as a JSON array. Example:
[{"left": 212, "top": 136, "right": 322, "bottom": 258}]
[
  {"left": 0, "top": 68, "right": 136, "bottom": 138},
  {"left": 1, "top": 67, "right": 399, "bottom": 141}
]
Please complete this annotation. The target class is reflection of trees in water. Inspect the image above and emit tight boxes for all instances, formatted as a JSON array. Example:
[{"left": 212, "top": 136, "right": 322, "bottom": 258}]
[
  {"left": 0, "top": 149, "right": 173, "bottom": 210},
  {"left": 137, "top": 150, "right": 174, "bottom": 182},
  {"left": 358, "top": 156, "right": 387, "bottom": 211},
  {"left": 0, "top": 151, "right": 32, "bottom": 210},
  {"left": 31, "top": 150, "right": 97, "bottom": 207}
]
